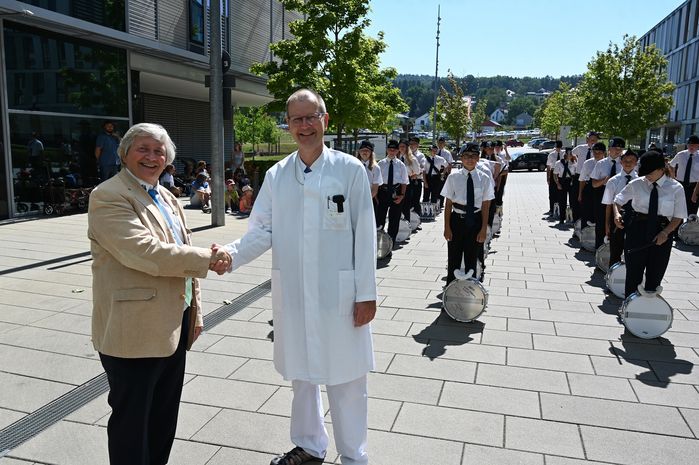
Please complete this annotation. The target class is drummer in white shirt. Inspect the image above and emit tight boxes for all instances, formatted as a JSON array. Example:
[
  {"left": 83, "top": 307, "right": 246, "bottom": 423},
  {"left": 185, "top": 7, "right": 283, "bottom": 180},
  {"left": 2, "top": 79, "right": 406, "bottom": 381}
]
[
  {"left": 573, "top": 131, "right": 601, "bottom": 173},
  {"left": 591, "top": 137, "right": 625, "bottom": 247},
  {"left": 546, "top": 141, "right": 564, "bottom": 218},
  {"left": 668, "top": 134, "right": 699, "bottom": 216},
  {"left": 578, "top": 142, "right": 606, "bottom": 228},
  {"left": 602, "top": 150, "right": 638, "bottom": 266},
  {"left": 442, "top": 142, "right": 495, "bottom": 284},
  {"left": 436, "top": 137, "right": 453, "bottom": 208},
  {"left": 356, "top": 140, "right": 383, "bottom": 226},
  {"left": 377, "top": 140, "right": 409, "bottom": 245},
  {"left": 552, "top": 148, "right": 578, "bottom": 225},
  {"left": 423, "top": 144, "right": 449, "bottom": 203},
  {"left": 613, "top": 150, "right": 687, "bottom": 298}
]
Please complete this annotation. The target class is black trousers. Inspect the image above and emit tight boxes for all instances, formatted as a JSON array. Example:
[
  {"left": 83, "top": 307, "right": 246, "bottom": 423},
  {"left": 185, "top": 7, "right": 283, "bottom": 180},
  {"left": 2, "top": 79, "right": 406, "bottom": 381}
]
[
  {"left": 593, "top": 185, "right": 606, "bottom": 248},
  {"left": 100, "top": 308, "right": 190, "bottom": 465},
  {"left": 548, "top": 176, "right": 557, "bottom": 214},
  {"left": 402, "top": 179, "right": 421, "bottom": 220},
  {"left": 681, "top": 181, "right": 698, "bottom": 216},
  {"left": 495, "top": 174, "right": 508, "bottom": 207},
  {"left": 624, "top": 218, "right": 672, "bottom": 298},
  {"left": 609, "top": 224, "right": 625, "bottom": 266},
  {"left": 570, "top": 176, "right": 581, "bottom": 221},
  {"left": 446, "top": 213, "right": 483, "bottom": 284},
  {"left": 424, "top": 175, "right": 442, "bottom": 203},
  {"left": 377, "top": 188, "right": 403, "bottom": 242},
  {"left": 557, "top": 178, "right": 573, "bottom": 223},
  {"left": 580, "top": 182, "right": 594, "bottom": 227},
  {"left": 412, "top": 179, "right": 423, "bottom": 214}
]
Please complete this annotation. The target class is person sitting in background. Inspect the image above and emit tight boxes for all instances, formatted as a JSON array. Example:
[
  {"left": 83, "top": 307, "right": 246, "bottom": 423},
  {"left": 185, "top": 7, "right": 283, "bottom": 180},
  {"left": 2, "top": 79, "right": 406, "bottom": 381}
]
[
  {"left": 190, "top": 173, "right": 211, "bottom": 213},
  {"left": 225, "top": 179, "right": 239, "bottom": 214},
  {"left": 238, "top": 185, "right": 254, "bottom": 215},
  {"left": 194, "top": 160, "right": 208, "bottom": 178},
  {"left": 159, "top": 164, "right": 181, "bottom": 197}
]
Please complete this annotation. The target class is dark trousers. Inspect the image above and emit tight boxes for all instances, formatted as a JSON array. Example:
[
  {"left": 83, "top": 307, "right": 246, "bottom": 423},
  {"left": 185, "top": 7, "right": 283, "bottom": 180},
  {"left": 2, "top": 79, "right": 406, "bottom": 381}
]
[
  {"left": 377, "top": 188, "right": 403, "bottom": 242},
  {"left": 487, "top": 198, "right": 497, "bottom": 227},
  {"left": 424, "top": 175, "right": 442, "bottom": 203},
  {"left": 495, "top": 174, "right": 508, "bottom": 207},
  {"left": 412, "top": 179, "right": 423, "bottom": 214},
  {"left": 100, "top": 308, "right": 190, "bottom": 465},
  {"left": 624, "top": 218, "right": 672, "bottom": 298},
  {"left": 402, "top": 180, "right": 421, "bottom": 220},
  {"left": 593, "top": 186, "right": 606, "bottom": 248},
  {"left": 609, "top": 225, "right": 625, "bottom": 266},
  {"left": 100, "top": 164, "right": 120, "bottom": 183},
  {"left": 681, "top": 181, "right": 698, "bottom": 216},
  {"left": 557, "top": 178, "right": 573, "bottom": 223},
  {"left": 580, "top": 183, "right": 594, "bottom": 227},
  {"left": 570, "top": 176, "right": 581, "bottom": 221},
  {"left": 548, "top": 176, "right": 557, "bottom": 214},
  {"left": 446, "top": 213, "right": 483, "bottom": 284}
]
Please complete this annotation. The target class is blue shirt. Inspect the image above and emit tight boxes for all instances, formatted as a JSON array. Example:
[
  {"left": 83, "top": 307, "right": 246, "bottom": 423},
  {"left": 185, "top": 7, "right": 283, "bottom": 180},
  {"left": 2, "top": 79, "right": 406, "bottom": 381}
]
[{"left": 96, "top": 132, "right": 120, "bottom": 167}]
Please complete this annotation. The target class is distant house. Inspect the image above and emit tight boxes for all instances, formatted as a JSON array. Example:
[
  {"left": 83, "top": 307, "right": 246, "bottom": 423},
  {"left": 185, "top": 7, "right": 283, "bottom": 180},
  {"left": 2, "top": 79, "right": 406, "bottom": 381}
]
[
  {"left": 414, "top": 112, "right": 432, "bottom": 130},
  {"left": 506, "top": 89, "right": 516, "bottom": 98},
  {"left": 490, "top": 108, "right": 507, "bottom": 124},
  {"left": 514, "top": 112, "right": 534, "bottom": 129},
  {"left": 481, "top": 120, "right": 502, "bottom": 135},
  {"left": 526, "top": 88, "right": 551, "bottom": 103}
]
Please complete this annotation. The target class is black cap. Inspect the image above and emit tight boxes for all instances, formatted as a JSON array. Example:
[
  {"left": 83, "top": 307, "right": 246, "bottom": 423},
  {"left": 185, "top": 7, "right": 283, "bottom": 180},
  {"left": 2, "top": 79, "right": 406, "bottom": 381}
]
[
  {"left": 387, "top": 139, "right": 399, "bottom": 149},
  {"left": 564, "top": 147, "right": 573, "bottom": 153},
  {"left": 621, "top": 149, "right": 638, "bottom": 159},
  {"left": 481, "top": 140, "right": 493, "bottom": 148},
  {"left": 638, "top": 150, "right": 665, "bottom": 176},
  {"left": 609, "top": 137, "right": 626, "bottom": 148},
  {"left": 587, "top": 131, "right": 601, "bottom": 138},
  {"left": 431, "top": 144, "right": 438, "bottom": 149},
  {"left": 358, "top": 140, "right": 374, "bottom": 151},
  {"left": 459, "top": 142, "right": 481, "bottom": 156},
  {"left": 438, "top": 136, "right": 446, "bottom": 142},
  {"left": 555, "top": 140, "right": 563, "bottom": 148},
  {"left": 399, "top": 139, "right": 409, "bottom": 146},
  {"left": 592, "top": 142, "right": 607, "bottom": 151},
  {"left": 495, "top": 140, "right": 503, "bottom": 147},
  {"left": 687, "top": 134, "right": 699, "bottom": 145},
  {"left": 409, "top": 136, "right": 420, "bottom": 143}
]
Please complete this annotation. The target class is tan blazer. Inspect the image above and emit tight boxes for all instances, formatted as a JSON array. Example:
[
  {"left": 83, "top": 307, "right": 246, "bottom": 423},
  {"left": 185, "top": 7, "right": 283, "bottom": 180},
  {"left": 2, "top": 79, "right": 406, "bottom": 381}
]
[{"left": 88, "top": 169, "right": 211, "bottom": 358}]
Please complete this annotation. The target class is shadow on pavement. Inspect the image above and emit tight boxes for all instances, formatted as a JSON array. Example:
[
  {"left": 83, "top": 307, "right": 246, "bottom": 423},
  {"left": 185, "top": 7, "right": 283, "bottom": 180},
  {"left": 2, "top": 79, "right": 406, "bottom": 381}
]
[
  {"left": 611, "top": 337, "right": 694, "bottom": 387},
  {"left": 412, "top": 313, "right": 484, "bottom": 360}
]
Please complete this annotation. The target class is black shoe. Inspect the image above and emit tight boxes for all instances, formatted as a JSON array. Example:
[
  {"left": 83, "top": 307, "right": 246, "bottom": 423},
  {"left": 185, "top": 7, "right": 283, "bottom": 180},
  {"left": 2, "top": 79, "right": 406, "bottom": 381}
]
[{"left": 270, "top": 447, "right": 324, "bottom": 465}]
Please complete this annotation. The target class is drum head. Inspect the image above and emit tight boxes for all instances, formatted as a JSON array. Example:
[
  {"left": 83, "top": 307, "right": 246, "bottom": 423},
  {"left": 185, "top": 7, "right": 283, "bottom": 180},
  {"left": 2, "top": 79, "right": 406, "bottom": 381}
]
[
  {"left": 420, "top": 202, "right": 435, "bottom": 220},
  {"left": 443, "top": 278, "right": 488, "bottom": 322},
  {"left": 410, "top": 211, "right": 421, "bottom": 231},
  {"left": 580, "top": 226, "right": 596, "bottom": 251},
  {"left": 605, "top": 262, "right": 626, "bottom": 299},
  {"left": 595, "top": 243, "right": 611, "bottom": 273},
  {"left": 396, "top": 219, "right": 411, "bottom": 242},
  {"left": 678, "top": 221, "right": 699, "bottom": 245},
  {"left": 620, "top": 292, "right": 673, "bottom": 339},
  {"left": 376, "top": 231, "right": 392, "bottom": 259}
]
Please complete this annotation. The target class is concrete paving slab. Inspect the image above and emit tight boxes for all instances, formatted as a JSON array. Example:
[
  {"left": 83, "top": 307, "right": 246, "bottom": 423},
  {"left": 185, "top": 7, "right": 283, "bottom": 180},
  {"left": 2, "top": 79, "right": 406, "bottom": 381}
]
[
  {"left": 461, "top": 444, "right": 543, "bottom": 465},
  {"left": 629, "top": 379, "right": 699, "bottom": 408},
  {"left": 505, "top": 417, "right": 584, "bottom": 458},
  {"left": 507, "top": 347, "right": 594, "bottom": 374},
  {"left": 180, "top": 376, "right": 277, "bottom": 411},
  {"left": 439, "top": 381, "right": 541, "bottom": 418},
  {"left": 0, "top": 408, "right": 24, "bottom": 430},
  {"left": 567, "top": 372, "right": 638, "bottom": 402},
  {"left": 367, "top": 372, "right": 443, "bottom": 404},
  {"left": 476, "top": 364, "right": 570, "bottom": 394},
  {"left": 8, "top": 421, "right": 108, "bottom": 465},
  {"left": 0, "top": 344, "right": 103, "bottom": 385},
  {"left": 366, "top": 429, "right": 463, "bottom": 465},
  {"left": 386, "top": 353, "right": 477, "bottom": 383}
]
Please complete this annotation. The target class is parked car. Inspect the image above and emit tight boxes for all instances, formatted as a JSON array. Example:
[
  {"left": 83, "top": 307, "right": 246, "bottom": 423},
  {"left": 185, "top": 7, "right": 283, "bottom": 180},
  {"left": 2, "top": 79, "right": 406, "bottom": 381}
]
[
  {"left": 528, "top": 138, "right": 548, "bottom": 148},
  {"left": 508, "top": 151, "right": 548, "bottom": 172},
  {"left": 506, "top": 138, "right": 524, "bottom": 147},
  {"left": 538, "top": 140, "right": 557, "bottom": 150}
]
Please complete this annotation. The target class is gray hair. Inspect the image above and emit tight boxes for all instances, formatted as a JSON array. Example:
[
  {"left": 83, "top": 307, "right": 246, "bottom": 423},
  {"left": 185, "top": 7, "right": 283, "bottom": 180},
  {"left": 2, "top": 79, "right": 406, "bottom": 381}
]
[
  {"left": 286, "top": 88, "right": 327, "bottom": 115},
  {"left": 118, "top": 123, "right": 176, "bottom": 164}
]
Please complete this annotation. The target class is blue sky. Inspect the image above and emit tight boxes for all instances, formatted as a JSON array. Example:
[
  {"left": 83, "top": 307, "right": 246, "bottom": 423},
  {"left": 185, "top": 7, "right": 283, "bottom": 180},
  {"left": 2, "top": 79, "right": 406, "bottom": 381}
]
[{"left": 365, "top": 0, "right": 683, "bottom": 78}]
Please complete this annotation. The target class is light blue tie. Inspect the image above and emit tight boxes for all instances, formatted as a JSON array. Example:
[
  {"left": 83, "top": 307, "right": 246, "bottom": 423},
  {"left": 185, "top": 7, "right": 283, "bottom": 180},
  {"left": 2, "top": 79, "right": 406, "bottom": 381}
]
[{"left": 148, "top": 188, "right": 192, "bottom": 305}]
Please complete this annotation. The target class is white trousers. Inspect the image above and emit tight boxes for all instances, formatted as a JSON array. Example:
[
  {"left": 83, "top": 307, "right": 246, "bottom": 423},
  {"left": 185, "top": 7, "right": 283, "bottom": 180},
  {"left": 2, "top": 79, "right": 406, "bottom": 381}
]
[{"left": 290, "top": 374, "right": 368, "bottom": 465}]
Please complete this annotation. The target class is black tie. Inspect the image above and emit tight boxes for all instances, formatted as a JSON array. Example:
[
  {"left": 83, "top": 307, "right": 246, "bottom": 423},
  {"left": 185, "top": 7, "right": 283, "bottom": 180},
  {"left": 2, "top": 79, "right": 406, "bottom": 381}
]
[
  {"left": 625, "top": 175, "right": 631, "bottom": 184},
  {"left": 610, "top": 159, "right": 617, "bottom": 177},
  {"left": 563, "top": 161, "right": 571, "bottom": 178},
  {"left": 387, "top": 160, "right": 394, "bottom": 190},
  {"left": 467, "top": 172, "right": 475, "bottom": 214},
  {"left": 556, "top": 152, "right": 561, "bottom": 161},
  {"left": 647, "top": 181, "right": 659, "bottom": 240},
  {"left": 684, "top": 153, "right": 693, "bottom": 184},
  {"left": 586, "top": 147, "right": 591, "bottom": 160}
]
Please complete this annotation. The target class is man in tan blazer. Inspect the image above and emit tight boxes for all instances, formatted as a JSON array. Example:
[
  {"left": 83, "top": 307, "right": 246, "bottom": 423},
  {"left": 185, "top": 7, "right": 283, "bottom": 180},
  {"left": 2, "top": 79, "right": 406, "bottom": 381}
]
[{"left": 88, "top": 123, "right": 230, "bottom": 465}]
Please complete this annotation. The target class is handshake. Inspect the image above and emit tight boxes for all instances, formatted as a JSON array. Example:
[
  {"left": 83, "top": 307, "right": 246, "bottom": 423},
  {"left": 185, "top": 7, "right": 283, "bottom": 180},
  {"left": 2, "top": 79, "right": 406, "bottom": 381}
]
[{"left": 209, "top": 243, "right": 231, "bottom": 275}]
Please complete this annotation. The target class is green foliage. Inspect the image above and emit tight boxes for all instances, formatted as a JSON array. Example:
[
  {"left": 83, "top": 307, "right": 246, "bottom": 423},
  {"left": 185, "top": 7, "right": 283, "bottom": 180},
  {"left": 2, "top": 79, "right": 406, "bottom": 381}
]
[
  {"left": 538, "top": 82, "right": 582, "bottom": 138},
  {"left": 576, "top": 35, "right": 674, "bottom": 143},
  {"left": 506, "top": 96, "right": 537, "bottom": 124},
  {"left": 251, "top": 0, "right": 407, "bottom": 142},
  {"left": 234, "top": 107, "right": 280, "bottom": 150},
  {"left": 469, "top": 99, "right": 487, "bottom": 139},
  {"left": 437, "top": 74, "right": 470, "bottom": 146}
]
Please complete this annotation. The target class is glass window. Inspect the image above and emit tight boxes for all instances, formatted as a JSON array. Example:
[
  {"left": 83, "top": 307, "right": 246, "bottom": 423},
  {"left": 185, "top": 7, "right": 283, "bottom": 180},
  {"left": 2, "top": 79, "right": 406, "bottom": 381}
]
[
  {"left": 9, "top": 113, "right": 128, "bottom": 217},
  {"left": 21, "top": 0, "right": 125, "bottom": 31},
  {"left": 4, "top": 22, "right": 128, "bottom": 117},
  {"left": 189, "top": 0, "right": 205, "bottom": 45}
]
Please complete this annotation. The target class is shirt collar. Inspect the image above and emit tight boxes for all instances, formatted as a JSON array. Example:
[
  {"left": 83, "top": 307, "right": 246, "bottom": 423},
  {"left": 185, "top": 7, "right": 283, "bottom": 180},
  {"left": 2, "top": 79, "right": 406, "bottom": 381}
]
[
  {"left": 125, "top": 167, "right": 158, "bottom": 191},
  {"left": 645, "top": 174, "right": 667, "bottom": 186}
]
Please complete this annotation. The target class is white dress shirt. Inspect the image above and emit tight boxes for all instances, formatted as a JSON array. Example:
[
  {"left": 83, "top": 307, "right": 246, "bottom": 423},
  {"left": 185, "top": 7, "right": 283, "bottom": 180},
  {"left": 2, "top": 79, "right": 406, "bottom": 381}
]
[
  {"left": 669, "top": 149, "right": 699, "bottom": 183},
  {"left": 572, "top": 143, "right": 593, "bottom": 171},
  {"left": 413, "top": 150, "right": 426, "bottom": 173},
  {"left": 546, "top": 150, "right": 563, "bottom": 168},
  {"left": 423, "top": 155, "right": 448, "bottom": 176},
  {"left": 602, "top": 169, "right": 638, "bottom": 205},
  {"left": 440, "top": 167, "right": 495, "bottom": 213},
  {"left": 553, "top": 159, "right": 578, "bottom": 179},
  {"left": 438, "top": 147, "right": 454, "bottom": 164},
  {"left": 361, "top": 160, "right": 383, "bottom": 185},
  {"left": 591, "top": 156, "right": 622, "bottom": 180},
  {"left": 579, "top": 157, "right": 599, "bottom": 182},
  {"left": 401, "top": 155, "right": 422, "bottom": 177},
  {"left": 614, "top": 175, "right": 688, "bottom": 219},
  {"left": 377, "top": 157, "right": 409, "bottom": 185}
]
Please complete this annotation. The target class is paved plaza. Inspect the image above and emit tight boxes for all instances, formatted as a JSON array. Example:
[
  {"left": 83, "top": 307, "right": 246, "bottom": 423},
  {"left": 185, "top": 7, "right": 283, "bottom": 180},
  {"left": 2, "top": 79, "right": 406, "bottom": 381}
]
[{"left": 0, "top": 171, "right": 698, "bottom": 465}]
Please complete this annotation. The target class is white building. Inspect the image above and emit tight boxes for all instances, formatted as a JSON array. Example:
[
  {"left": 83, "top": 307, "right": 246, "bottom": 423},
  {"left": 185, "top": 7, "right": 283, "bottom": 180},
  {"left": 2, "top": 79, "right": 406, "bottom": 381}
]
[
  {"left": 490, "top": 108, "right": 507, "bottom": 124},
  {"left": 414, "top": 112, "right": 432, "bottom": 130}
]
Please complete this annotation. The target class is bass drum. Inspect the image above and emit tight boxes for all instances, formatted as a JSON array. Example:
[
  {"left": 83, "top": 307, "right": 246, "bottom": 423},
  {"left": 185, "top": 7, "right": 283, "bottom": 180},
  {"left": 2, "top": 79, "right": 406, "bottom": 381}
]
[
  {"left": 376, "top": 230, "right": 393, "bottom": 260},
  {"left": 620, "top": 291, "right": 673, "bottom": 339},
  {"left": 420, "top": 202, "right": 436, "bottom": 221},
  {"left": 573, "top": 219, "right": 582, "bottom": 239},
  {"left": 580, "top": 226, "right": 596, "bottom": 252},
  {"left": 396, "top": 219, "right": 411, "bottom": 243},
  {"left": 605, "top": 261, "right": 626, "bottom": 299},
  {"left": 595, "top": 242, "right": 611, "bottom": 273},
  {"left": 410, "top": 211, "right": 421, "bottom": 231},
  {"left": 678, "top": 215, "right": 699, "bottom": 245},
  {"left": 442, "top": 278, "right": 488, "bottom": 322}
]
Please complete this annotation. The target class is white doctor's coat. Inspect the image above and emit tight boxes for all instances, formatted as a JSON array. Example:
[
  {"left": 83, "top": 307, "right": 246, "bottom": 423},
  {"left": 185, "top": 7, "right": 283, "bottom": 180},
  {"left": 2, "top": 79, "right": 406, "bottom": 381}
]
[{"left": 225, "top": 147, "right": 377, "bottom": 386}]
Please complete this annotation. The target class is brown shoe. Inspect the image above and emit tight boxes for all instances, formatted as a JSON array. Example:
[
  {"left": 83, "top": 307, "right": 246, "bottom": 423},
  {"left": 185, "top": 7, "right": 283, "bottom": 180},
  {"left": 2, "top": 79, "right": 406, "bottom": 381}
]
[{"left": 270, "top": 446, "right": 324, "bottom": 465}]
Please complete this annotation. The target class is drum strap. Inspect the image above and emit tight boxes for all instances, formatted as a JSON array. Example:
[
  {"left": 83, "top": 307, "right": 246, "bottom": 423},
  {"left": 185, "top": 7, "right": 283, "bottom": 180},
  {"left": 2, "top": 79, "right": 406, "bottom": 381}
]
[{"left": 426, "top": 156, "right": 437, "bottom": 176}]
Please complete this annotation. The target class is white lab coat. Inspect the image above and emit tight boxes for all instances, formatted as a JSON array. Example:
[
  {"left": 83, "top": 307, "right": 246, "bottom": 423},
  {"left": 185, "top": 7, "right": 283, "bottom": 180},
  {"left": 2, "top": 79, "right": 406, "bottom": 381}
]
[{"left": 224, "top": 147, "right": 377, "bottom": 386}]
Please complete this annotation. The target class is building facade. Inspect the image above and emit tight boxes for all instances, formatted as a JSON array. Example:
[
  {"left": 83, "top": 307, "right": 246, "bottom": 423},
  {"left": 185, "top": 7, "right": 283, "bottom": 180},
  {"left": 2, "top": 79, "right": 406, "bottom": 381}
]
[
  {"left": 0, "top": 0, "right": 299, "bottom": 219},
  {"left": 641, "top": 0, "right": 699, "bottom": 150}
]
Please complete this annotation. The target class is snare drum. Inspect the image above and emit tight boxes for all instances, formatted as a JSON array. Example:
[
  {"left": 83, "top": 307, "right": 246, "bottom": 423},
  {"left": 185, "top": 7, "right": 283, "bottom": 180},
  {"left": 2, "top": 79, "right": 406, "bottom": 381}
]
[
  {"left": 442, "top": 277, "right": 488, "bottom": 322},
  {"left": 605, "top": 261, "right": 626, "bottom": 298},
  {"left": 376, "top": 230, "right": 393, "bottom": 260},
  {"left": 678, "top": 214, "right": 699, "bottom": 245},
  {"left": 565, "top": 206, "right": 573, "bottom": 223},
  {"left": 410, "top": 211, "right": 421, "bottom": 231},
  {"left": 396, "top": 219, "right": 411, "bottom": 243},
  {"left": 580, "top": 226, "right": 596, "bottom": 252},
  {"left": 620, "top": 291, "right": 673, "bottom": 339},
  {"left": 595, "top": 242, "right": 611, "bottom": 273},
  {"left": 420, "top": 202, "right": 436, "bottom": 220}
]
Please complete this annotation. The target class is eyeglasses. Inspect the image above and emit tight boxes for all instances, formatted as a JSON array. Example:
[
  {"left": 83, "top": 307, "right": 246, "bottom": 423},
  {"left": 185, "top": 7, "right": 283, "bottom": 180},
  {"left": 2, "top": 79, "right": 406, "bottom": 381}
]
[{"left": 287, "top": 112, "right": 326, "bottom": 126}]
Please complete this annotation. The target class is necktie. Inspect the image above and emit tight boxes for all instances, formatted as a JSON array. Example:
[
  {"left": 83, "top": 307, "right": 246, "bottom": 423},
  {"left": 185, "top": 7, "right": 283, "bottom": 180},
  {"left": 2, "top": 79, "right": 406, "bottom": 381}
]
[
  {"left": 304, "top": 165, "right": 312, "bottom": 174},
  {"left": 387, "top": 160, "right": 394, "bottom": 190},
  {"left": 610, "top": 159, "right": 617, "bottom": 177},
  {"left": 556, "top": 152, "right": 561, "bottom": 161},
  {"left": 586, "top": 147, "right": 591, "bottom": 160},
  {"left": 467, "top": 172, "right": 475, "bottom": 214},
  {"left": 684, "top": 153, "right": 693, "bottom": 184},
  {"left": 625, "top": 175, "right": 631, "bottom": 184},
  {"left": 148, "top": 188, "right": 192, "bottom": 304},
  {"left": 563, "top": 161, "right": 571, "bottom": 178},
  {"left": 647, "top": 181, "right": 659, "bottom": 240}
]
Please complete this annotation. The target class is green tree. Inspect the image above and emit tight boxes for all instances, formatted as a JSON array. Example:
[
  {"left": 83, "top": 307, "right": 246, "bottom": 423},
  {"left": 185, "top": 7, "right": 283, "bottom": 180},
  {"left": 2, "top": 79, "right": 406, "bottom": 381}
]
[
  {"left": 437, "top": 74, "right": 470, "bottom": 146},
  {"left": 506, "top": 96, "right": 537, "bottom": 124},
  {"left": 251, "top": 0, "right": 407, "bottom": 145},
  {"left": 234, "top": 107, "right": 279, "bottom": 153},
  {"left": 538, "top": 82, "right": 582, "bottom": 139},
  {"left": 469, "top": 99, "right": 487, "bottom": 140},
  {"left": 576, "top": 35, "right": 674, "bottom": 143}
]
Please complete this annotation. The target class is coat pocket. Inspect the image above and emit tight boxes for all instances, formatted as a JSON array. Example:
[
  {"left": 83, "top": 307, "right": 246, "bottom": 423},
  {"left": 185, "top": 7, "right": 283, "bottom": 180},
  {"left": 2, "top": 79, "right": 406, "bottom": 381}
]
[
  {"left": 337, "top": 270, "right": 356, "bottom": 316},
  {"left": 322, "top": 188, "right": 350, "bottom": 231},
  {"left": 112, "top": 288, "right": 157, "bottom": 302}
]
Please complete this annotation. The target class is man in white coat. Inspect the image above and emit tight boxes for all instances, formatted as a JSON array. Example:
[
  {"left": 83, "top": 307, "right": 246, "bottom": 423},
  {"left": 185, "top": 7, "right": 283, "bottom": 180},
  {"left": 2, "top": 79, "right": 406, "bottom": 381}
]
[{"left": 218, "top": 89, "right": 377, "bottom": 465}]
